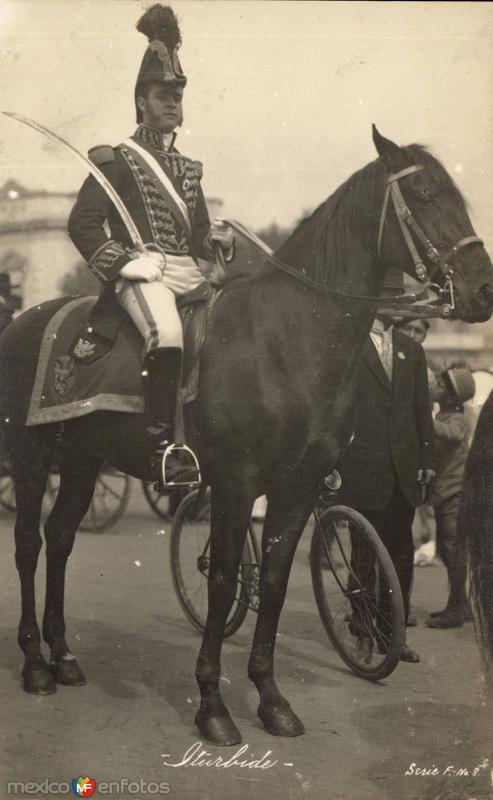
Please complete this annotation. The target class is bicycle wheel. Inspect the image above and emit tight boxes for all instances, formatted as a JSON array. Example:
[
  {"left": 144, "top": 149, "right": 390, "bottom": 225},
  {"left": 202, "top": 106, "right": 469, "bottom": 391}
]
[
  {"left": 141, "top": 481, "right": 187, "bottom": 520},
  {"left": 310, "top": 504, "right": 405, "bottom": 680},
  {"left": 170, "top": 489, "right": 251, "bottom": 637}
]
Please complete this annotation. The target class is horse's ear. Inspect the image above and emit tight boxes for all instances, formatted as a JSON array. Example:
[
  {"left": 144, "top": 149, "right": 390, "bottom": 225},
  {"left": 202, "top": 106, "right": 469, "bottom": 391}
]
[{"left": 372, "top": 124, "right": 408, "bottom": 173}]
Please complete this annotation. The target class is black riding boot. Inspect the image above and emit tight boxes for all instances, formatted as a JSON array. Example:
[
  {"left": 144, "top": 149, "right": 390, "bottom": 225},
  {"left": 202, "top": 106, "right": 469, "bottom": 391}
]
[
  {"left": 142, "top": 347, "right": 200, "bottom": 487},
  {"left": 142, "top": 347, "right": 182, "bottom": 442}
]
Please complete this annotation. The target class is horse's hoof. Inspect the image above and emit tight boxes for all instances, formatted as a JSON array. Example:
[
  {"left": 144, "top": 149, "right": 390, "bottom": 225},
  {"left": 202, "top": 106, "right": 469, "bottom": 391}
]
[
  {"left": 22, "top": 663, "right": 57, "bottom": 695},
  {"left": 195, "top": 712, "right": 242, "bottom": 746},
  {"left": 257, "top": 703, "right": 305, "bottom": 737},
  {"left": 51, "top": 658, "right": 86, "bottom": 686}
]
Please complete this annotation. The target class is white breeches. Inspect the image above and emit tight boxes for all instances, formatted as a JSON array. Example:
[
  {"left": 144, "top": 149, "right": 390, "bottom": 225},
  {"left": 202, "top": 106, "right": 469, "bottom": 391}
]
[{"left": 116, "top": 255, "right": 205, "bottom": 351}]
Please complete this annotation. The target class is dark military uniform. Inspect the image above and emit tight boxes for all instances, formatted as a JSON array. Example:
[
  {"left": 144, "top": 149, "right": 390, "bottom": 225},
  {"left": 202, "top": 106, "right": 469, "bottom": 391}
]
[
  {"left": 68, "top": 123, "right": 213, "bottom": 288},
  {"left": 68, "top": 123, "right": 213, "bottom": 351}
]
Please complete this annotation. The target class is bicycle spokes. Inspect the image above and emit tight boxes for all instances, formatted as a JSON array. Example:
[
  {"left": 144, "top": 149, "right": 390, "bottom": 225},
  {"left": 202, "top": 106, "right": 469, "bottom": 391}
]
[{"left": 311, "top": 505, "right": 405, "bottom": 680}]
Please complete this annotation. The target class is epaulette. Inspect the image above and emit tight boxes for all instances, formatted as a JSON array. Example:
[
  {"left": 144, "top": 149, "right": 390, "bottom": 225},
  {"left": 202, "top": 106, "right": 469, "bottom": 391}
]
[{"left": 88, "top": 145, "right": 115, "bottom": 167}]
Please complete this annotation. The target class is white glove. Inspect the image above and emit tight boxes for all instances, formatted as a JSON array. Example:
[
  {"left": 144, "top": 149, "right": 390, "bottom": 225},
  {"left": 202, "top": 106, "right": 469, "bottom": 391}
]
[{"left": 119, "top": 254, "right": 164, "bottom": 282}]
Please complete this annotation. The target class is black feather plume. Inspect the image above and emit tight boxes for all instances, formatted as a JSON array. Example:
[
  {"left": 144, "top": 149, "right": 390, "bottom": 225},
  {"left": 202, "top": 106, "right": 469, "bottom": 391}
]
[{"left": 136, "top": 4, "right": 182, "bottom": 47}]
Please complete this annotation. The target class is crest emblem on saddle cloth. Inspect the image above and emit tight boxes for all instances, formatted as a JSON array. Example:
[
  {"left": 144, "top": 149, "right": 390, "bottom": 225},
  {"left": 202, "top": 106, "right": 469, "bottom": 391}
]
[
  {"left": 53, "top": 355, "right": 77, "bottom": 397},
  {"left": 74, "top": 337, "right": 97, "bottom": 361}
]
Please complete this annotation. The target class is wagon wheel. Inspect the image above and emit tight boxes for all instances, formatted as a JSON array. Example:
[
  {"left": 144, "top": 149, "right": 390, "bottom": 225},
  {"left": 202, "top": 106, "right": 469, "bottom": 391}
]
[
  {"left": 170, "top": 489, "right": 251, "bottom": 637},
  {"left": 80, "top": 468, "right": 131, "bottom": 531},
  {"left": 44, "top": 467, "right": 131, "bottom": 532},
  {"left": 141, "top": 481, "right": 188, "bottom": 520},
  {"left": 310, "top": 505, "right": 405, "bottom": 681}
]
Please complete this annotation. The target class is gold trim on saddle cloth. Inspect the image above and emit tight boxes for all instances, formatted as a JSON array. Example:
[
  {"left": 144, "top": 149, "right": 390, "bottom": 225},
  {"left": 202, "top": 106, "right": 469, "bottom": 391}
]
[{"left": 26, "top": 297, "right": 144, "bottom": 426}]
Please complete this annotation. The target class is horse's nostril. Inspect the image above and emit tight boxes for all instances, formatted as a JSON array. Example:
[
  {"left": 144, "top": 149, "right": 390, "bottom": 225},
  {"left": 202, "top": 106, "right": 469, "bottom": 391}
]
[{"left": 478, "top": 284, "right": 493, "bottom": 307}]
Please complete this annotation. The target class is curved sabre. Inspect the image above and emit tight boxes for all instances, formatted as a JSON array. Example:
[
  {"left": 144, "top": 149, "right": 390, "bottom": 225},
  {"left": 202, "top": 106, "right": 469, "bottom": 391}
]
[{"left": 2, "top": 111, "right": 145, "bottom": 252}]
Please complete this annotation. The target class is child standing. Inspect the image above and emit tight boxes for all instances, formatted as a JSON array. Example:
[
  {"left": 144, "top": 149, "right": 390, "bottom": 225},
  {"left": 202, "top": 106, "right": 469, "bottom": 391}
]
[{"left": 426, "top": 363, "right": 475, "bottom": 628}]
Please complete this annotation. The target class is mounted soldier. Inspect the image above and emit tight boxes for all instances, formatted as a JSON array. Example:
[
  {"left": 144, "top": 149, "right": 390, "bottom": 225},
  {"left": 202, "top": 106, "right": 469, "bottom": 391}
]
[{"left": 68, "top": 4, "right": 233, "bottom": 486}]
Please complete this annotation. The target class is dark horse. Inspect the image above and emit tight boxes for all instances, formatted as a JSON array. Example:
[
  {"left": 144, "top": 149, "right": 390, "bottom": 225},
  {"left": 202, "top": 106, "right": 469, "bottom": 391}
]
[
  {"left": 1, "top": 128, "right": 493, "bottom": 745},
  {"left": 457, "top": 393, "right": 493, "bottom": 681}
]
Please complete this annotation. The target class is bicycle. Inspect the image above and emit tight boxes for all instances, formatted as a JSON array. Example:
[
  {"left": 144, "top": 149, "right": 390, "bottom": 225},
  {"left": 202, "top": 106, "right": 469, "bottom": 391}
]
[{"left": 170, "top": 481, "right": 405, "bottom": 680}]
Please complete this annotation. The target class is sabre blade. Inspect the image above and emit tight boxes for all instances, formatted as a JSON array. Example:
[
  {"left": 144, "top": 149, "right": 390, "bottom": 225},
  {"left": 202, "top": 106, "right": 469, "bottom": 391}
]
[{"left": 2, "top": 111, "right": 145, "bottom": 251}]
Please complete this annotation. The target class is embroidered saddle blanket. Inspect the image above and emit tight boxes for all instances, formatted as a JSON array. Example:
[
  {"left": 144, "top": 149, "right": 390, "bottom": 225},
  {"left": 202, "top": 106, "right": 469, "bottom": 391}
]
[{"left": 26, "top": 283, "right": 213, "bottom": 427}]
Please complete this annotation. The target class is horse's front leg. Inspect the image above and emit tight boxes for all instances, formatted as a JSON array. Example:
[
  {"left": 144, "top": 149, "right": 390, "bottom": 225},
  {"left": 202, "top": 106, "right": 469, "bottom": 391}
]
[
  {"left": 195, "top": 484, "right": 255, "bottom": 746},
  {"left": 42, "top": 448, "right": 102, "bottom": 686},
  {"left": 248, "top": 485, "right": 319, "bottom": 737}
]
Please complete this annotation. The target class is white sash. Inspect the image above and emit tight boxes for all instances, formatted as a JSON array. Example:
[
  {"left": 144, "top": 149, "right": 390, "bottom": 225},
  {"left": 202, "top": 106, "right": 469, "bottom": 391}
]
[{"left": 121, "top": 137, "right": 192, "bottom": 235}]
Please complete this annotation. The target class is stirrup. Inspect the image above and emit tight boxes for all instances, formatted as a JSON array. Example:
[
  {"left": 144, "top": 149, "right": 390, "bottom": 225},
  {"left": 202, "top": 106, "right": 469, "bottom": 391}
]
[{"left": 161, "top": 443, "right": 201, "bottom": 489}]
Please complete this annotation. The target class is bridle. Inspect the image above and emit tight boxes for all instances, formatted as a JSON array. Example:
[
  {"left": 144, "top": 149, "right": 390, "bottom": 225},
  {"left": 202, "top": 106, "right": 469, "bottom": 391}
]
[{"left": 376, "top": 164, "right": 483, "bottom": 317}]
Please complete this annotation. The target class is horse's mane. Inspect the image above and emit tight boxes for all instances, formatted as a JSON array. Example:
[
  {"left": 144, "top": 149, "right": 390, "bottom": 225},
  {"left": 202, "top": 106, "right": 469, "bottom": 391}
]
[
  {"left": 275, "top": 143, "right": 467, "bottom": 288},
  {"left": 275, "top": 157, "right": 382, "bottom": 288}
]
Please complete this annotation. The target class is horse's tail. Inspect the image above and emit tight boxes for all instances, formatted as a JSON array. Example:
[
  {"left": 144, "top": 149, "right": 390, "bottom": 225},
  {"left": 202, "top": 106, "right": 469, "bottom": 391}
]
[{"left": 458, "top": 390, "right": 493, "bottom": 680}]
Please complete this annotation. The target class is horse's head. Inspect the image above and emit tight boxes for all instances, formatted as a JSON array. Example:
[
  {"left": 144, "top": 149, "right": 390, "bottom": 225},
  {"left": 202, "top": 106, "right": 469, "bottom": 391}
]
[{"left": 373, "top": 125, "right": 493, "bottom": 323}]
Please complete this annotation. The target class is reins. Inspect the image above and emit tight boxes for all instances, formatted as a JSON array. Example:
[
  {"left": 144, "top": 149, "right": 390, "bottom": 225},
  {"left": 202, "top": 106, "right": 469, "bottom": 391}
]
[{"left": 217, "top": 219, "right": 432, "bottom": 308}]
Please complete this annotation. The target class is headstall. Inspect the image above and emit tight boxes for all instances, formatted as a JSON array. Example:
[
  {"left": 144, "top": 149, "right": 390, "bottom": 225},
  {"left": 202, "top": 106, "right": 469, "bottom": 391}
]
[{"left": 376, "top": 164, "right": 483, "bottom": 318}]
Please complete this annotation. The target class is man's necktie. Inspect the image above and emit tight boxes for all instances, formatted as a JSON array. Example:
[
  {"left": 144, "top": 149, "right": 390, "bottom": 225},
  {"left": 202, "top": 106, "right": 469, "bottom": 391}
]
[{"left": 380, "top": 333, "right": 393, "bottom": 382}]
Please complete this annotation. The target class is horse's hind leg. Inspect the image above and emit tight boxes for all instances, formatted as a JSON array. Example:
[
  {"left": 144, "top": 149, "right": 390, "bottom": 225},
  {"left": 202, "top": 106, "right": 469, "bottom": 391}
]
[
  {"left": 248, "top": 485, "right": 318, "bottom": 737},
  {"left": 42, "top": 445, "right": 103, "bottom": 686},
  {"left": 5, "top": 424, "right": 57, "bottom": 694},
  {"left": 195, "top": 483, "right": 255, "bottom": 746}
]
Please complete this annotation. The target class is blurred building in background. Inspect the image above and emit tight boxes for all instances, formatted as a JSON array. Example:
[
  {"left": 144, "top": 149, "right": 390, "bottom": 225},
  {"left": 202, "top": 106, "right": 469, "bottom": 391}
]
[{"left": 0, "top": 179, "right": 78, "bottom": 308}]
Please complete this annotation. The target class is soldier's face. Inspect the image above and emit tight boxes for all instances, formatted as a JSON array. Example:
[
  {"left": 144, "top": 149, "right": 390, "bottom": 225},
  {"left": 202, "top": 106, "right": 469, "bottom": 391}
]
[{"left": 139, "top": 83, "right": 184, "bottom": 132}]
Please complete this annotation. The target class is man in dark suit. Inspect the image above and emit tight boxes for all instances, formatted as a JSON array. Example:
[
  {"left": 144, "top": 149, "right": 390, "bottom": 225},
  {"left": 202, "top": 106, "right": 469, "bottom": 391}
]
[{"left": 336, "top": 272, "right": 434, "bottom": 663}]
